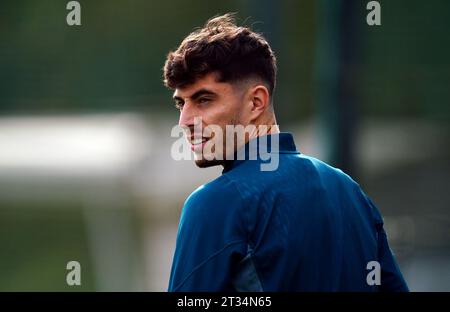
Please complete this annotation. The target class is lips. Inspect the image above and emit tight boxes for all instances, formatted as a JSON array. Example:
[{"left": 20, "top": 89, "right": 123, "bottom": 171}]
[
  {"left": 191, "top": 137, "right": 207, "bottom": 145},
  {"left": 189, "top": 135, "right": 210, "bottom": 152}
]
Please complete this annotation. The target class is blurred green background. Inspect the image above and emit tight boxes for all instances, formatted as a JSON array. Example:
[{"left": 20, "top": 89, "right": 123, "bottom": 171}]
[{"left": 0, "top": 0, "right": 449, "bottom": 291}]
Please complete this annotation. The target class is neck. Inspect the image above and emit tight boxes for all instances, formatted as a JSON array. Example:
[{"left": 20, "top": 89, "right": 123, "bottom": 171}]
[
  {"left": 247, "top": 113, "right": 280, "bottom": 142},
  {"left": 221, "top": 116, "right": 280, "bottom": 171}
]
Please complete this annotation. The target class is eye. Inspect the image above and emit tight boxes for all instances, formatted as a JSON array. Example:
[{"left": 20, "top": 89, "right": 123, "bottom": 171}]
[
  {"left": 198, "top": 98, "right": 211, "bottom": 104},
  {"left": 174, "top": 99, "right": 184, "bottom": 110}
]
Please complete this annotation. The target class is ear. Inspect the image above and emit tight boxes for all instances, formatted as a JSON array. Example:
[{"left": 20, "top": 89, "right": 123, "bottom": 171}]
[{"left": 248, "top": 85, "right": 270, "bottom": 122}]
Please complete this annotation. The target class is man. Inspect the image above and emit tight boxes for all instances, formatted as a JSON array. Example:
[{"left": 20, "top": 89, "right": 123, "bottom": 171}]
[{"left": 163, "top": 13, "right": 408, "bottom": 291}]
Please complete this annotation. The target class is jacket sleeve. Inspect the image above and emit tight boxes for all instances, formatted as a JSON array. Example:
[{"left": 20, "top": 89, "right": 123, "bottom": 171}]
[
  {"left": 376, "top": 224, "right": 409, "bottom": 291},
  {"left": 168, "top": 177, "right": 248, "bottom": 291},
  {"left": 365, "top": 195, "right": 409, "bottom": 292}
]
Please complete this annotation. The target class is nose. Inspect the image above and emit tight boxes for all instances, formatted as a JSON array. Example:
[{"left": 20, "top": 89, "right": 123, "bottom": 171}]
[{"left": 178, "top": 101, "right": 197, "bottom": 129}]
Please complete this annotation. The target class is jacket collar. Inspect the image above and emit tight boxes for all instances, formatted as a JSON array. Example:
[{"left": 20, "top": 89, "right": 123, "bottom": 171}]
[{"left": 222, "top": 132, "right": 299, "bottom": 173}]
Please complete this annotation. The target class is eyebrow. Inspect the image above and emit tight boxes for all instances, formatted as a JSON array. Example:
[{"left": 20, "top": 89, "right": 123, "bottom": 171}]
[{"left": 173, "top": 88, "right": 218, "bottom": 102}]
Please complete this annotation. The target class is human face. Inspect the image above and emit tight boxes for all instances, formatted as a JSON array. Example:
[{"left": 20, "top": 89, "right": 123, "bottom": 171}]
[{"left": 173, "top": 72, "right": 249, "bottom": 168}]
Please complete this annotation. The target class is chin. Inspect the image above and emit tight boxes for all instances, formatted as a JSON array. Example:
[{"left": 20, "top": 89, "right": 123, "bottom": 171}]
[{"left": 194, "top": 158, "right": 223, "bottom": 168}]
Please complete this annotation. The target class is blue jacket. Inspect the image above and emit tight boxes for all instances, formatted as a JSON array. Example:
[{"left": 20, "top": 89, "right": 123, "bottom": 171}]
[{"left": 168, "top": 132, "right": 408, "bottom": 291}]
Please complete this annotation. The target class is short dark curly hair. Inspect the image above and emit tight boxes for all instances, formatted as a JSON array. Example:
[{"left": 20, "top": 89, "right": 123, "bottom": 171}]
[{"left": 163, "top": 13, "right": 277, "bottom": 96}]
